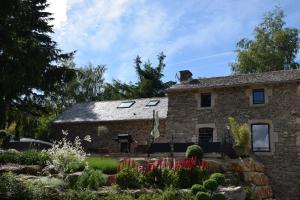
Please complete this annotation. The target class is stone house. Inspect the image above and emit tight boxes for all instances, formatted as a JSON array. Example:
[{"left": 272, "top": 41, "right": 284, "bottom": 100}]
[
  {"left": 52, "top": 69, "right": 300, "bottom": 199},
  {"left": 51, "top": 97, "right": 168, "bottom": 153},
  {"left": 165, "top": 69, "right": 300, "bottom": 200}
]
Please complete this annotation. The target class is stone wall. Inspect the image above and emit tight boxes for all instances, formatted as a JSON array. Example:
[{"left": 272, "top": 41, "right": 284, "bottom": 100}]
[
  {"left": 51, "top": 119, "right": 167, "bottom": 153},
  {"left": 166, "top": 82, "right": 300, "bottom": 200}
]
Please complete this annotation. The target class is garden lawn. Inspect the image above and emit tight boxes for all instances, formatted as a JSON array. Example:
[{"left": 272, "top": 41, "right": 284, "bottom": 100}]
[{"left": 86, "top": 157, "right": 118, "bottom": 174}]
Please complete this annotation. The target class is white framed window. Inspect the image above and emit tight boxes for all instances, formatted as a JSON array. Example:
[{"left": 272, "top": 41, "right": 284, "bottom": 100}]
[
  {"left": 252, "top": 89, "right": 265, "bottom": 104},
  {"left": 251, "top": 123, "right": 270, "bottom": 152}
]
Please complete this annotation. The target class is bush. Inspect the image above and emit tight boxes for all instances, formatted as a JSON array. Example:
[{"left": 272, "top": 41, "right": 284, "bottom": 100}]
[
  {"left": 144, "top": 167, "right": 163, "bottom": 188},
  {"left": 46, "top": 131, "right": 88, "bottom": 173},
  {"left": 244, "top": 186, "right": 253, "bottom": 200},
  {"left": 203, "top": 179, "right": 218, "bottom": 191},
  {"left": 185, "top": 145, "right": 204, "bottom": 161},
  {"left": 19, "top": 150, "right": 49, "bottom": 166},
  {"left": 76, "top": 169, "right": 107, "bottom": 190},
  {"left": 86, "top": 157, "right": 118, "bottom": 174},
  {"left": 66, "top": 161, "right": 86, "bottom": 173},
  {"left": 211, "top": 193, "right": 227, "bottom": 200},
  {"left": 191, "top": 168, "right": 209, "bottom": 185},
  {"left": 176, "top": 168, "right": 192, "bottom": 188},
  {"left": 195, "top": 192, "right": 211, "bottom": 200},
  {"left": 0, "top": 172, "right": 29, "bottom": 200},
  {"left": 103, "top": 193, "right": 134, "bottom": 200},
  {"left": 191, "top": 184, "right": 206, "bottom": 195},
  {"left": 160, "top": 187, "right": 178, "bottom": 200},
  {"left": 209, "top": 173, "right": 225, "bottom": 186},
  {"left": 0, "top": 150, "right": 49, "bottom": 166},
  {"left": 61, "top": 189, "right": 98, "bottom": 200},
  {"left": 116, "top": 167, "right": 140, "bottom": 189},
  {"left": 162, "top": 168, "right": 178, "bottom": 187},
  {"left": 0, "top": 150, "right": 20, "bottom": 164}
]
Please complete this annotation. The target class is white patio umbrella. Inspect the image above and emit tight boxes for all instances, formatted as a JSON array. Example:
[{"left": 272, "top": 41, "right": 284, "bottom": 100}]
[{"left": 150, "top": 111, "right": 160, "bottom": 139}]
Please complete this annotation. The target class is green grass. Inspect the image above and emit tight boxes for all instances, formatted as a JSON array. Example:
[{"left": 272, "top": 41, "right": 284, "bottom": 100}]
[{"left": 86, "top": 157, "right": 118, "bottom": 174}]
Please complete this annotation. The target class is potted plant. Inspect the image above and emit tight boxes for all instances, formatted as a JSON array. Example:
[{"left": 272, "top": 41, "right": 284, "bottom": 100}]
[{"left": 228, "top": 117, "right": 250, "bottom": 157}]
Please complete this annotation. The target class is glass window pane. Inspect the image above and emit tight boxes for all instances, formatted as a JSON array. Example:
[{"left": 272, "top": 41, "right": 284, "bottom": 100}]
[
  {"left": 253, "top": 89, "right": 265, "bottom": 104},
  {"left": 201, "top": 93, "right": 211, "bottom": 107},
  {"left": 252, "top": 124, "right": 270, "bottom": 151},
  {"left": 146, "top": 100, "right": 160, "bottom": 106},
  {"left": 118, "top": 101, "right": 135, "bottom": 108},
  {"left": 199, "top": 128, "right": 213, "bottom": 143}
]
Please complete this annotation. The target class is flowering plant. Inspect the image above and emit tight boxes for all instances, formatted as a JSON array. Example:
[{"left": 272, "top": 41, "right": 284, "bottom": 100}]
[{"left": 46, "top": 130, "right": 91, "bottom": 174}]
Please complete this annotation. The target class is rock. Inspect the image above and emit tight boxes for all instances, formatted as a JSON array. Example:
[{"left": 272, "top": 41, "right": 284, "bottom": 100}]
[
  {"left": 41, "top": 165, "right": 58, "bottom": 176},
  {"left": 205, "top": 159, "right": 226, "bottom": 172},
  {"left": 65, "top": 171, "right": 82, "bottom": 185},
  {"left": 0, "top": 164, "right": 41, "bottom": 175},
  {"left": 243, "top": 172, "right": 269, "bottom": 186},
  {"left": 228, "top": 158, "right": 264, "bottom": 173},
  {"left": 21, "top": 165, "right": 42, "bottom": 175},
  {"left": 253, "top": 186, "right": 273, "bottom": 200},
  {"left": 217, "top": 186, "right": 246, "bottom": 200}
]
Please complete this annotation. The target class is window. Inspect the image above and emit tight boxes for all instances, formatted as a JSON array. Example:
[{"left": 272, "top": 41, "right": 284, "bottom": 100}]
[
  {"left": 199, "top": 128, "right": 213, "bottom": 143},
  {"left": 201, "top": 93, "right": 211, "bottom": 107},
  {"left": 252, "top": 89, "right": 265, "bottom": 104},
  {"left": 146, "top": 100, "right": 160, "bottom": 107},
  {"left": 251, "top": 124, "right": 270, "bottom": 152},
  {"left": 117, "top": 101, "right": 135, "bottom": 108}
]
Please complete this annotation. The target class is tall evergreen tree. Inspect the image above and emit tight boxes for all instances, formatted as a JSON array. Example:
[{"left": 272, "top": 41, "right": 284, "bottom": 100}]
[
  {"left": 134, "top": 52, "right": 175, "bottom": 97},
  {"left": 0, "top": 0, "right": 75, "bottom": 129},
  {"left": 231, "top": 7, "right": 299, "bottom": 74}
]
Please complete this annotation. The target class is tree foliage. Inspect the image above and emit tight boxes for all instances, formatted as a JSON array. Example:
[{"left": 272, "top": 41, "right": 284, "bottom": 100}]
[
  {"left": 0, "top": 0, "right": 75, "bottom": 129},
  {"left": 231, "top": 7, "right": 300, "bottom": 74}
]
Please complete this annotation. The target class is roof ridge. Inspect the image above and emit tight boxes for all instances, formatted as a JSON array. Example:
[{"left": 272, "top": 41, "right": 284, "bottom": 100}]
[{"left": 195, "top": 69, "right": 300, "bottom": 81}]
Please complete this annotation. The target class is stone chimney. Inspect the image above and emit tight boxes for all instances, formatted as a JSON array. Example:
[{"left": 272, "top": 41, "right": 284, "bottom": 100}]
[{"left": 178, "top": 70, "right": 193, "bottom": 82}]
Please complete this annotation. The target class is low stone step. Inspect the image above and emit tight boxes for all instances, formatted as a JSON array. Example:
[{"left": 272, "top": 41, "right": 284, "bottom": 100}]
[{"left": 243, "top": 172, "right": 269, "bottom": 186}]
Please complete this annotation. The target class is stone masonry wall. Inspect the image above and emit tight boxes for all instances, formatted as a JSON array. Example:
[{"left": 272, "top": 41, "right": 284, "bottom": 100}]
[
  {"left": 166, "top": 82, "right": 300, "bottom": 200},
  {"left": 51, "top": 119, "right": 166, "bottom": 153}
]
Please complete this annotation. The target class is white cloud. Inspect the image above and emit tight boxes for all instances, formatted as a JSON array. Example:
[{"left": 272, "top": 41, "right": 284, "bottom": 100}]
[{"left": 46, "top": 0, "right": 68, "bottom": 29}]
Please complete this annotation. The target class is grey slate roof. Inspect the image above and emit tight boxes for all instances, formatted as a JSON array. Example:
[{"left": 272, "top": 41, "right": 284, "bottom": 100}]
[
  {"left": 167, "top": 69, "right": 300, "bottom": 91},
  {"left": 53, "top": 97, "right": 168, "bottom": 123}
]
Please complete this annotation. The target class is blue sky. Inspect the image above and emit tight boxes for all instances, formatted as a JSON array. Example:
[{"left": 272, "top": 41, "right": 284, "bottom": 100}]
[{"left": 47, "top": 0, "right": 300, "bottom": 83}]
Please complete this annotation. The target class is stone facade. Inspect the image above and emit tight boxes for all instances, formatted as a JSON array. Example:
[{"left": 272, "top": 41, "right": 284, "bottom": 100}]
[
  {"left": 51, "top": 119, "right": 167, "bottom": 153},
  {"left": 166, "top": 82, "right": 300, "bottom": 200}
]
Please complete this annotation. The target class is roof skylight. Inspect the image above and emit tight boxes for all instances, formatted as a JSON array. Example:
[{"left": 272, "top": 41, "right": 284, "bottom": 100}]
[
  {"left": 146, "top": 100, "right": 160, "bottom": 107},
  {"left": 117, "top": 101, "right": 135, "bottom": 108}
]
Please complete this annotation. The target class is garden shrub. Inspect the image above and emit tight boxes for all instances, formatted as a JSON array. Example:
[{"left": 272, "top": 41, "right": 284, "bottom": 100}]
[
  {"left": 160, "top": 187, "right": 178, "bottom": 200},
  {"left": 61, "top": 189, "right": 98, "bottom": 200},
  {"left": 25, "top": 181, "right": 52, "bottom": 200},
  {"left": 103, "top": 193, "right": 134, "bottom": 200},
  {"left": 0, "top": 150, "right": 49, "bottom": 166},
  {"left": 211, "top": 193, "right": 227, "bottom": 200},
  {"left": 191, "top": 184, "right": 206, "bottom": 194},
  {"left": 86, "top": 157, "right": 118, "bottom": 174},
  {"left": 209, "top": 173, "right": 225, "bottom": 186},
  {"left": 185, "top": 145, "right": 204, "bottom": 161},
  {"left": 244, "top": 186, "right": 253, "bottom": 200},
  {"left": 195, "top": 192, "right": 211, "bottom": 200},
  {"left": 162, "top": 168, "right": 179, "bottom": 187},
  {"left": 66, "top": 161, "right": 86, "bottom": 173},
  {"left": 203, "top": 179, "right": 218, "bottom": 191},
  {"left": 176, "top": 168, "right": 192, "bottom": 188},
  {"left": 191, "top": 168, "right": 209, "bottom": 185},
  {"left": 0, "top": 172, "right": 30, "bottom": 200},
  {"left": 46, "top": 130, "right": 89, "bottom": 173},
  {"left": 138, "top": 193, "right": 160, "bottom": 200},
  {"left": 0, "top": 150, "right": 20, "bottom": 164},
  {"left": 144, "top": 167, "right": 163, "bottom": 188},
  {"left": 116, "top": 167, "right": 141, "bottom": 189},
  {"left": 19, "top": 150, "right": 49, "bottom": 166},
  {"left": 76, "top": 169, "right": 107, "bottom": 190}
]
